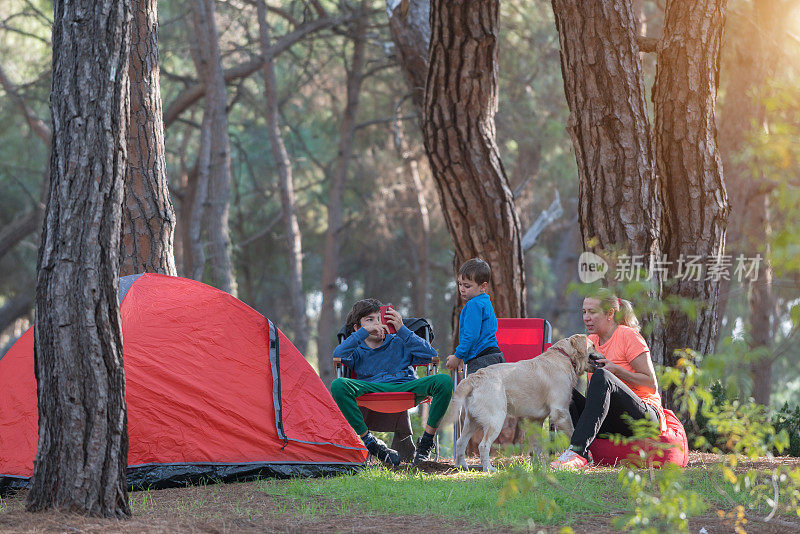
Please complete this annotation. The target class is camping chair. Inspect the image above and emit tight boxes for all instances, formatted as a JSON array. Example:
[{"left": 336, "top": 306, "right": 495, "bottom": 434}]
[
  {"left": 452, "top": 317, "right": 552, "bottom": 461},
  {"left": 333, "top": 317, "right": 440, "bottom": 462}
]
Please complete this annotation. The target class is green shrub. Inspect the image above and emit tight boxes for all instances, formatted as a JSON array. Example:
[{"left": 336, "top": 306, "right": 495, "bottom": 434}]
[
  {"left": 667, "top": 359, "right": 800, "bottom": 458},
  {"left": 771, "top": 403, "right": 800, "bottom": 457}
]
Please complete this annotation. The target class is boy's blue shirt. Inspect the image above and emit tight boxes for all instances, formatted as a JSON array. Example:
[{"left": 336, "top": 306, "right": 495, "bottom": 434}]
[
  {"left": 332, "top": 324, "right": 436, "bottom": 383},
  {"left": 454, "top": 293, "right": 499, "bottom": 362}
]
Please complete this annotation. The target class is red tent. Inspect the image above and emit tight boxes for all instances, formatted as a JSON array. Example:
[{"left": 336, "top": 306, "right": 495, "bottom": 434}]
[{"left": 0, "top": 273, "right": 367, "bottom": 492}]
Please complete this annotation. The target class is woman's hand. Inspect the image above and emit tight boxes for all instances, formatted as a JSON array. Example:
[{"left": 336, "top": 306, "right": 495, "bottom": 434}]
[
  {"left": 596, "top": 358, "right": 624, "bottom": 376},
  {"left": 597, "top": 353, "right": 658, "bottom": 393}
]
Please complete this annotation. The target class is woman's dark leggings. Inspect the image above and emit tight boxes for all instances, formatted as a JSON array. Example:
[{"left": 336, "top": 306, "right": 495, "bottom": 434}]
[{"left": 569, "top": 368, "right": 659, "bottom": 459}]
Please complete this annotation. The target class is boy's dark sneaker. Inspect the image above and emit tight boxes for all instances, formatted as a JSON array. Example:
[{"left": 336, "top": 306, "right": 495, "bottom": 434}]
[
  {"left": 412, "top": 434, "right": 436, "bottom": 465},
  {"left": 364, "top": 435, "right": 400, "bottom": 466}
]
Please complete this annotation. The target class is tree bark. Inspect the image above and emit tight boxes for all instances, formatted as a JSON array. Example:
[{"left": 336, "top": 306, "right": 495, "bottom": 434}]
[
  {"left": 121, "top": 0, "right": 177, "bottom": 277},
  {"left": 387, "top": 0, "right": 430, "bottom": 112},
  {"left": 316, "top": 5, "right": 367, "bottom": 385},
  {"left": 652, "top": 0, "right": 730, "bottom": 367},
  {"left": 541, "top": 217, "right": 585, "bottom": 335},
  {"left": 257, "top": 0, "right": 308, "bottom": 355},
  {"left": 173, "top": 121, "right": 195, "bottom": 276},
  {"left": 394, "top": 113, "right": 430, "bottom": 317},
  {"left": 387, "top": 0, "right": 432, "bottom": 316},
  {"left": 189, "top": 0, "right": 236, "bottom": 295},
  {"left": 550, "top": 0, "right": 661, "bottom": 259},
  {"left": 26, "top": 0, "right": 130, "bottom": 517},
  {"left": 387, "top": 0, "right": 431, "bottom": 316},
  {"left": 423, "top": 0, "right": 526, "bottom": 329}
]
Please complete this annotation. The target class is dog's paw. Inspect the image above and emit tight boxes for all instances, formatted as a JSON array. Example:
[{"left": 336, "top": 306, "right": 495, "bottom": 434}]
[{"left": 484, "top": 464, "right": 496, "bottom": 473}]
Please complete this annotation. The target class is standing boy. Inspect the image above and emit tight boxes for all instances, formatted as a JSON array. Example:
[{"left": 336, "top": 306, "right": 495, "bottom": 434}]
[
  {"left": 445, "top": 258, "right": 504, "bottom": 375},
  {"left": 331, "top": 299, "right": 452, "bottom": 466}
]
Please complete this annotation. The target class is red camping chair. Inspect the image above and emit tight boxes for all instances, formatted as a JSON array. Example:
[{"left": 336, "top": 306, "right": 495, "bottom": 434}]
[
  {"left": 452, "top": 318, "right": 552, "bottom": 460},
  {"left": 333, "top": 318, "right": 439, "bottom": 461}
]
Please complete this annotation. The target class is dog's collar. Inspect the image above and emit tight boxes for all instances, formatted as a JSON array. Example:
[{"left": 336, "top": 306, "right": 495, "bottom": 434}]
[{"left": 553, "top": 346, "right": 580, "bottom": 372}]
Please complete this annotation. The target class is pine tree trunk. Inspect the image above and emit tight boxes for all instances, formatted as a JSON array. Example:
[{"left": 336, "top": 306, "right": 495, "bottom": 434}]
[
  {"left": 748, "top": 192, "right": 775, "bottom": 404},
  {"left": 423, "top": 0, "right": 526, "bottom": 328},
  {"left": 387, "top": 0, "right": 431, "bottom": 317},
  {"left": 190, "top": 0, "right": 236, "bottom": 295},
  {"left": 174, "top": 124, "right": 195, "bottom": 276},
  {"left": 405, "top": 158, "right": 430, "bottom": 317},
  {"left": 317, "top": 5, "right": 367, "bottom": 385},
  {"left": 550, "top": 0, "right": 661, "bottom": 259},
  {"left": 744, "top": 0, "right": 784, "bottom": 405},
  {"left": 715, "top": 6, "right": 759, "bottom": 329},
  {"left": 27, "top": 0, "right": 130, "bottom": 517},
  {"left": 121, "top": 0, "right": 177, "bottom": 277},
  {"left": 652, "top": 0, "right": 730, "bottom": 367},
  {"left": 387, "top": 0, "right": 430, "bottom": 112},
  {"left": 257, "top": 0, "right": 308, "bottom": 355},
  {"left": 717, "top": 0, "right": 781, "bottom": 404}
]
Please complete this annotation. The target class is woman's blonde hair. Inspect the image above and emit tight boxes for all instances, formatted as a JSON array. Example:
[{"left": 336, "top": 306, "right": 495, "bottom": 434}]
[{"left": 591, "top": 288, "right": 640, "bottom": 332}]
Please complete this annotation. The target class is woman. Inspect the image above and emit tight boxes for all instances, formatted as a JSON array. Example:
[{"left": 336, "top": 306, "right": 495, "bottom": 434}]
[{"left": 550, "top": 289, "right": 665, "bottom": 469}]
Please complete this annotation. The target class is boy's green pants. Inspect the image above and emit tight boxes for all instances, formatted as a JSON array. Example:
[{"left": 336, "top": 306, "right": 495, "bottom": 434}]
[{"left": 330, "top": 373, "right": 453, "bottom": 436}]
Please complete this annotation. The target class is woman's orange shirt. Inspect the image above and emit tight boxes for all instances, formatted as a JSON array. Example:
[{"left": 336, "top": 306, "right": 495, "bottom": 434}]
[{"left": 589, "top": 325, "right": 665, "bottom": 430}]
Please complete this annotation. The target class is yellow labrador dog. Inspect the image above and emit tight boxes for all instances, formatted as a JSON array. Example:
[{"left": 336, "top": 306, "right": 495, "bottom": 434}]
[{"left": 451, "top": 334, "right": 602, "bottom": 472}]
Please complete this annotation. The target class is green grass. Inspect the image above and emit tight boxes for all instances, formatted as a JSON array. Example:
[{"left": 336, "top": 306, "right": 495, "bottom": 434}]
[
  {"left": 4, "top": 460, "right": 794, "bottom": 531},
  {"left": 252, "top": 462, "right": 792, "bottom": 529},
  {"left": 256, "top": 463, "right": 619, "bottom": 527}
]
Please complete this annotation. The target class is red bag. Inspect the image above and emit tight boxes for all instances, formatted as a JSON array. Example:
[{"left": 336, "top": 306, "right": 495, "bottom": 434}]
[{"left": 588, "top": 409, "right": 688, "bottom": 467}]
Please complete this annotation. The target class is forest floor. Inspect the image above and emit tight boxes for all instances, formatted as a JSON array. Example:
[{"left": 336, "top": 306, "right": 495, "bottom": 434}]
[{"left": 2, "top": 452, "right": 800, "bottom": 533}]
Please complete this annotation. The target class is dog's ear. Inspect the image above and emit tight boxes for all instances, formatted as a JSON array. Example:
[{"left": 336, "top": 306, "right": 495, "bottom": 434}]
[{"left": 569, "top": 334, "right": 588, "bottom": 355}]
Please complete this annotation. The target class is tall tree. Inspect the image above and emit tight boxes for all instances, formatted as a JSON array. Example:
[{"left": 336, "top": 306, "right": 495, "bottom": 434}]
[
  {"left": 423, "top": 0, "right": 526, "bottom": 327},
  {"left": 26, "top": 0, "right": 131, "bottom": 517},
  {"left": 394, "top": 112, "right": 430, "bottom": 317},
  {"left": 316, "top": 3, "right": 368, "bottom": 385},
  {"left": 189, "top": 0, "right": 237, "bottom": 295},
  {"left": 121, "top": 0, "right": 177, "bottom": 276},
  {"left": 387, "top": 0, "right": 430, "bottom": 112},
  {"left": 550, "top": 0, "right": 661, "bottom": 260},
  {"left": 551, "top": 0, "right": 729, "bottom": 369},
  {"left": 652, "top": 0, "right": 729, "bottom": 366},
  {"left": 387, "top": 0, "right": 432, "bottom": 317},
  {"left": 717, "top": 0, "right": 786, "bottom": 404},
  {"left": 257, "top": 0, "right": 308, "bottom": 354}
]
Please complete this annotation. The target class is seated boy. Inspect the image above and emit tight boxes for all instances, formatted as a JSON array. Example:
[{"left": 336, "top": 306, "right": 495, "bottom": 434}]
[{"left": 331, "top": 298, "right": 452, "bottom": 466}]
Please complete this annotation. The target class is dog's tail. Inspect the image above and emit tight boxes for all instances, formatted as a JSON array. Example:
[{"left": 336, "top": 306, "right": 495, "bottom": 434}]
[{"left": 442, "top": 376, "right": 477, "bottom": 426}]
